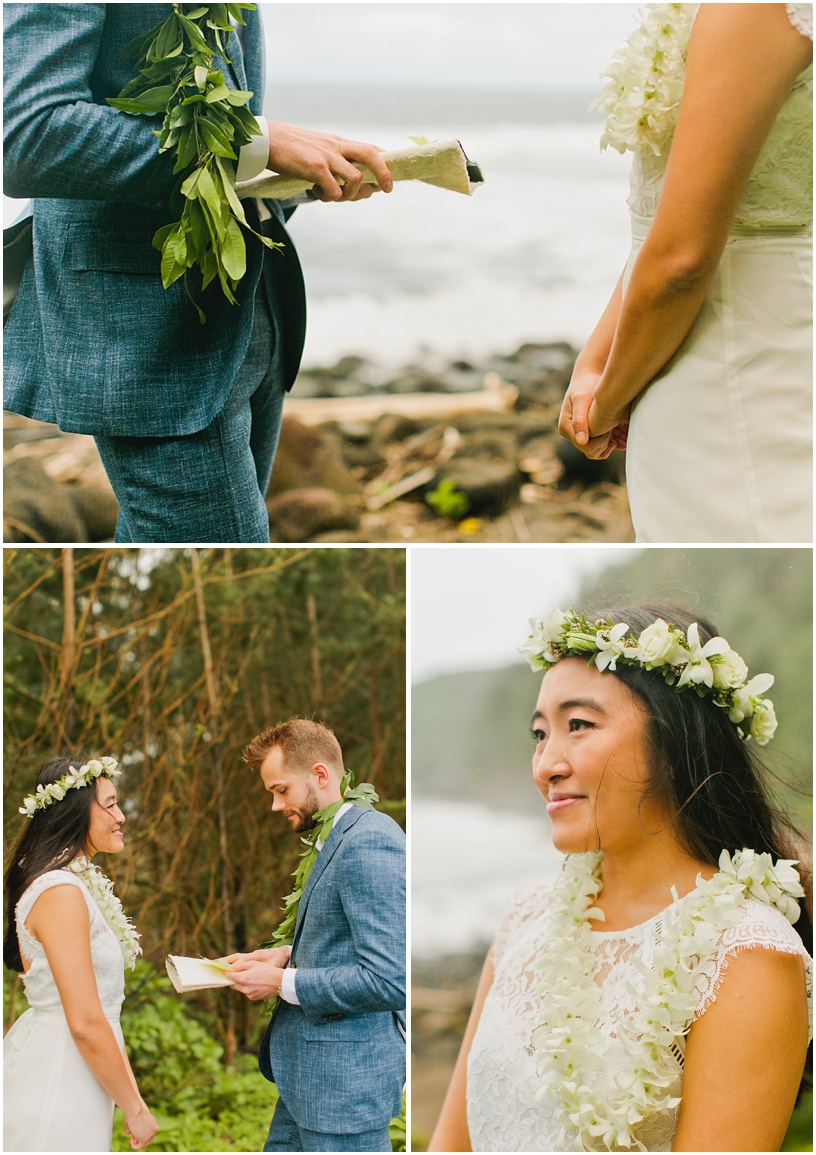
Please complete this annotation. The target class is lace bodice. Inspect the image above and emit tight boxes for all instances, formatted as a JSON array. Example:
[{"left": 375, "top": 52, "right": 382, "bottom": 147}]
[
  {"left": 466, "top": 881, "right": 813, "bottom": 1152},
  {"left": 15, "top": 870, "right": 125, "bottom": 1014},
  {"left": 628, "top": 4, "right": 813, "bottom": 228}
]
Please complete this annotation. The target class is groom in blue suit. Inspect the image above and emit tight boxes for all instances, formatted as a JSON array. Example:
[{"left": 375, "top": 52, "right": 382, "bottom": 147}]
[
  {"left": 230, "top": 718, "right": 405, "bottom": 1152},
  {"left": 3, "top": 4, "right": 392, "bottom": 543}
]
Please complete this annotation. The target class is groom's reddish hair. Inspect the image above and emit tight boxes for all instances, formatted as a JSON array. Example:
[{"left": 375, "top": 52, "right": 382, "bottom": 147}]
[{"left": 242, "top": 716, "right": 344, "bottom": 777}]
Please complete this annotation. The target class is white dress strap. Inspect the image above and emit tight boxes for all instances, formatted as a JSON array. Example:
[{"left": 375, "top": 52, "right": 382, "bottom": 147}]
[{"left": 786, "top": 3, "right": 814, "bottom": 39}]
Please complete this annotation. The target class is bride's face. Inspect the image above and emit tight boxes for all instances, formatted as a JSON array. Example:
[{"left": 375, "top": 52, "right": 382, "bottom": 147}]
[
  {"left": 531, "top": 658, "right": 668, "bottom": 856},
  {"left": 85, "top": 777, "right": 126, "bottom": 857}
]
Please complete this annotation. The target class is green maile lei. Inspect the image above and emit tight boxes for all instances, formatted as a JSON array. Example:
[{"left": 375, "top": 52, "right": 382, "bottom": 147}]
[
  {"left": 258, "top": 769, "right": 379, "bottom": 1019},
  {"left": 532, "top": 848, "right": 804, "bottom": 1151},
  {"left": 108, "top": 3, "right": 281, "bottom": 322}
]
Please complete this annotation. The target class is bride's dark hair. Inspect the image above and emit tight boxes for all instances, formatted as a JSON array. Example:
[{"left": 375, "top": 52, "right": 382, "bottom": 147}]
[
  {"left": 588, "top": 603, "right": 812, "bottom": 955},
  {"left": 4, "top": 755, "right": 98, "bottom": 972}
]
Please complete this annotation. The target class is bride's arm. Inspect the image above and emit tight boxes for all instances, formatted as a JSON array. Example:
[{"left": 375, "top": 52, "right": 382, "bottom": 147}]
[
  {"left": 672, "top": 947, "right": 808, "bottom": 1151},
  {"left": 427, "top": 947, "right": 495, "bottom": 1153},
  {"left": 561, "top": 4, "right": 813, "bottom": 456},
  {"left": 26, "top": 885, "right": 159, "bottom": 1151}
]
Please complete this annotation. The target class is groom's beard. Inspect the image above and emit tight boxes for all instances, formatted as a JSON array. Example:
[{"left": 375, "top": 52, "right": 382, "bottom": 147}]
[{"left": 283, "top": 784, "right": 320, "bottom": 833}]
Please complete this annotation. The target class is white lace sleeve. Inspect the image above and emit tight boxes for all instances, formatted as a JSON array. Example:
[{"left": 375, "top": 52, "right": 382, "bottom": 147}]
[
  {"left": 693, "top": 897, "right": 813, "bottom": 1039},
  {"left": 786, "top": 3, "right": 814, "bottom": 39},
  {"left": 15, "top": 871, "right": 90, "bottom": 962}
]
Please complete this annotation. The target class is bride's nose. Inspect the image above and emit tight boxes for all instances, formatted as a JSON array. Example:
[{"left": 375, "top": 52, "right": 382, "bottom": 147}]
[{"left": 532, "top": 743, "right": 570, "bottom": 790}]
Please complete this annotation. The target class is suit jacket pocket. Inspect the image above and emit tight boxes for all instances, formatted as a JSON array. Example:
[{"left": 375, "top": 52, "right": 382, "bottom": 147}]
[
  {"left": 301, "top": 1015, "right": 373, "bottom": 1041},
  {"left": 63, "top": 226, "right": 161, "bottom": 275}
]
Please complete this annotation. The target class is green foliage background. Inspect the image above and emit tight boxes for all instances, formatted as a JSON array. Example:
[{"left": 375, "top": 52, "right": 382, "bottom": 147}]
[{"left": 4, "top": 547, "right": 406, "bottom": 1151}]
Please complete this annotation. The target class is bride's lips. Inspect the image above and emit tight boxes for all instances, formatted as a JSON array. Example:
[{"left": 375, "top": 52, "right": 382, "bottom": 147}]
[{"left": 547, "top": 795, "right": 586, "bottom": 815}]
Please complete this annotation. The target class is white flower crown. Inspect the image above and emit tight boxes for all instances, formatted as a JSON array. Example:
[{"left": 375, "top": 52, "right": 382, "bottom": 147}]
[
  {"left": 520, "top": 609, "right": 777, "bottom": 745},
  {"left": 19, "top": 757, "right": 121, "bottom": 817}
]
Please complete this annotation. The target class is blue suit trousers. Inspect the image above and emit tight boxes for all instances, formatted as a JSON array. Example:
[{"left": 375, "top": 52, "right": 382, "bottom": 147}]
[
  {"left": 94, "top": 289, "right": 283, "bottom": 544},
  {"left": 264, "top": 1096, "right": 392, "bottom": 1152}
]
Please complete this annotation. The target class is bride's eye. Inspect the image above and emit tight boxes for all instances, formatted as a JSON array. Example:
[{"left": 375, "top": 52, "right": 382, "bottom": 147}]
[
  {"left": 531, "top": 727, "right": 547, "bottom": 743},
  {"left": 569, "top": 717, "right": 594, "bottom": 732}
]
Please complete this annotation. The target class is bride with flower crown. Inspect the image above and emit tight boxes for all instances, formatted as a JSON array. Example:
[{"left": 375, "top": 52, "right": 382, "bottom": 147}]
[
  {"left": 559, "top": 4, "right": 813, "bottom": 542},
  {"left": 3, "top": 756, "right": 158, "bottom": 1152},
  {"left": 428, "top": 604, "right": 812, "bottom": 1152}
]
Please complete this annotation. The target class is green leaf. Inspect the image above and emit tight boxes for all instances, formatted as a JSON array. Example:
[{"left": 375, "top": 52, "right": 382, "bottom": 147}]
[
  {"left": 173, "top": 125, "right": 199, "bottom": 172},
  {"left": 152, "top": 223, "right": 177, "bottom": 253},
  {"left": 224, "top": 88, "right": 254, "bottom": 108},
  {"left": 184, "top": 6, "right": 209, "bottom": 18},
  {"left": 220, "top": 216, "right": 246, "bottom": 281},
  {"left": 204, "top": 84, "right": 232, "bottom": 104},
  {"left": 160, "top": 238, "right": 186, "bottom": 288},
  {"left": 199, "top": 118, "right": 237, "bottom": 159},
  {"left": 178, "top": 13, "right": 210, "bottom": 53},
  {"left": 194, "top": 64, "right": 209, "bottom": 90},
  {"left": 213, "top": 155, "right": 248, "bottom": 225}
]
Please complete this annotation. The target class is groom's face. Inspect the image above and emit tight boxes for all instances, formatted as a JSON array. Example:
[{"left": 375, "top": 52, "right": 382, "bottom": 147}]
[{"left": 260, "top": 746, "right": 320, "bottom": 833}]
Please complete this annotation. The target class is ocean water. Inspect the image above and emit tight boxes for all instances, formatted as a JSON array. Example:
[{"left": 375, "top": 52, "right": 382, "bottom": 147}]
[
  {"left": 272, "top": 84, "right": 633, "bottom": 369},
  {"left": 412, "top": 798, "right": 562, "bottom": 959}
]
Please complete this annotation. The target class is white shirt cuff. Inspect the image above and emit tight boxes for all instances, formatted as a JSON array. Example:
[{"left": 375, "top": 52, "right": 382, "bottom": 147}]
[
  {"left": 279, "top": 965, "right": 300, "bottom": 1005},
  {"left": 237, "top": 115, "right": 269, "bottom": 182}
]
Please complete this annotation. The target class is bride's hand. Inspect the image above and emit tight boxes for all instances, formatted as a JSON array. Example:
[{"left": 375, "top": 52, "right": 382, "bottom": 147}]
[{"left": 124, "top": 1103, "right": 159, "bottom": 1150}]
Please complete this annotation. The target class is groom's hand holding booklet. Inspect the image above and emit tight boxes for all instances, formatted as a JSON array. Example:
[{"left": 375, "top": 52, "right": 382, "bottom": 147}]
[{"left": 166, "top": 954, "right": 234, "bottom": 993}]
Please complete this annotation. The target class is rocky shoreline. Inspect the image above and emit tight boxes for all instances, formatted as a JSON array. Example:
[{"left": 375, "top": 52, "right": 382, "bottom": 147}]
[{"left": 4, "top": 342, "right": 633, "bottom": 543}]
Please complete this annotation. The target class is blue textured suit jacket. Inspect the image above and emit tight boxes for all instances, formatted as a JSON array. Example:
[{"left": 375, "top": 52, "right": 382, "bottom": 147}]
[
  {"left": 3, "top": 3, "right": 305, "bottom": 437},
  {"left": 260, "top": 806, "right": 406, "bottom": 1134}
]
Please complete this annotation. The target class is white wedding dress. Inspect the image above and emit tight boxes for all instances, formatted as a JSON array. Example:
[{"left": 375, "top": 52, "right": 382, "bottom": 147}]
[
  {"left": 3, "top": 870, "right": 126, "bottom": 1152},
  {"left": 466, "top": 881, "right": 813, "bottom": 1152},
  {"left": 624, "top": 3, "right": 813, "bottom": 543}
]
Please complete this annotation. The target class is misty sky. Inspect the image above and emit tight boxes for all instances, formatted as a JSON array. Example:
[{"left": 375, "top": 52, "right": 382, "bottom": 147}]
[
  {"left": 411, "top": 545, "right": 638, "bottom": 683},
  {"left": 263, "top": 3, "right": 640, "bottom": 89}
]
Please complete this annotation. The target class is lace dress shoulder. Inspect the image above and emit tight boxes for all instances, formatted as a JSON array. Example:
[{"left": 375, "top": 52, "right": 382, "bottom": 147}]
[
  {"left": 786, "top": 4, "right": 814, "bottom": 39},
  {"left": 694, "top": 895, "right": 813, "bottom": 1036},
  {"left": 493, "top": 881, "right": 551, "bottom": 967},
  {"left": 15, "top": 870, "right": 97, "bottom": 964}
]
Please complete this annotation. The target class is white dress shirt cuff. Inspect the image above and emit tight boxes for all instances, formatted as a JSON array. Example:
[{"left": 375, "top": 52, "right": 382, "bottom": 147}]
[
  {"left": 237, "top": 115, "right": 269, "bottom": 181},
  {"left": 280, "top": 965, "right": 300, "bottom": 1005}
]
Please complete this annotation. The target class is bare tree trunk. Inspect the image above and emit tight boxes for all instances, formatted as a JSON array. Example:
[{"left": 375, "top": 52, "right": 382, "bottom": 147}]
[
  {"left": 307, "top": 592, "right": 322, "bottom": 703},
  {"left": 60, "top": 548, "right": 76, "bottom": 747},
  {"left": 191, "top": 549, "right": 236, "bottom": 1067}
]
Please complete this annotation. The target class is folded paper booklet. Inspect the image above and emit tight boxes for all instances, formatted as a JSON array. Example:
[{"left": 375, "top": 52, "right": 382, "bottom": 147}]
[
  {"left": 166, "top": 954, "right": 234, "bottom": 993},
  {"left": 236, "top": 138, "right": 485, "bottom": 202}
]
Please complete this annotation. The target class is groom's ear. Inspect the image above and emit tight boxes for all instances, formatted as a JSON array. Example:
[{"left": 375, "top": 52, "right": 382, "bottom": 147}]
[{"left": 311, "top": 761, "right": 331, "bottom": 787}]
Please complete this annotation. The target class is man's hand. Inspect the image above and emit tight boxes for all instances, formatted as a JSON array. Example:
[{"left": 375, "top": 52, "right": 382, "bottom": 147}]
[
  {"left": 227, "top": 946, "right": 292, "bottom": 969},
  {"left": 266, "top": 122, "right": 393, "bottom": 202},
  {"left": 226, "top": 946, "right": 291, "bottom": 1001}
]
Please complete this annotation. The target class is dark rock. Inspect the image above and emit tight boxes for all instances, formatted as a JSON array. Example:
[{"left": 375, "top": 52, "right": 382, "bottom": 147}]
[
  {"left": 511, "top": 341, "right": 577, "bottom": 371},
  {"left": 68, "top": 484, "right": 119, "bottom": 541},
  {"left": 267, "top": 488, "right": 361, "bottom": 542},
  {"left": 4, "top": 458, "right": 88, "bottom": 542},
  {"left": 372, "top": 414, "right": 423, "bottom": 451},
  {"left": 266, "top": 417, "right": 361, "bottom": 499},
  {"left": 436, "top": 430, "right": 523, "bottom": 517}
]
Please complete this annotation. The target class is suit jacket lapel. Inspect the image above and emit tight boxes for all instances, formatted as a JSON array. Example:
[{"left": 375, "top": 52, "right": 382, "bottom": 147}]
[{"left": 291, "top": 806, "right": 364, "bottom": 952}]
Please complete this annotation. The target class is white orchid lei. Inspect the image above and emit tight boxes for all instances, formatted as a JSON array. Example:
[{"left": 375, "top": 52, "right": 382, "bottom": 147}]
[
  {"left": 520, "top": 609, "right": 777, "bottom": 745},
  {"left": 592, "top": 3, "right": 696, "bottom": 156},
  {"left": 533, "top": 848, "right": 804, "bottom": 1151},
  {"left": 19, "top": 757, "right": 121, "bottom": 817},
  {"left": 66, "top": 855, "right": 142, "bottom": 971}
]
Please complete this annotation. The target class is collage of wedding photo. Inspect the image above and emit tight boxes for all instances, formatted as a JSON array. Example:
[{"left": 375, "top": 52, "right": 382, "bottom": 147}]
[{"left": 2, "top": 2, "right": 813, "bottom": 1153}]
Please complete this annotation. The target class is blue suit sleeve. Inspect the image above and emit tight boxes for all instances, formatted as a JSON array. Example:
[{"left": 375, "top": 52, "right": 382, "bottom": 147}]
[
  {"left": 294, "top": 825, "right": 406, "bottom": 1021},
  {"left": 3, "top": 3, "right": 175, "bottom": 203}
]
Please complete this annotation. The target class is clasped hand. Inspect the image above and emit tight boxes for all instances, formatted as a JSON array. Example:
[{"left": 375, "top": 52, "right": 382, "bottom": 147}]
[
  {"left": 227, "top": 945, "right": 292, "bottom": 1001},
  {"left": 267, "top": 122, "right": 393, "bottom": 203},
  {"left": 558, "top": 367, "right": 629, "bottom": 460}
]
